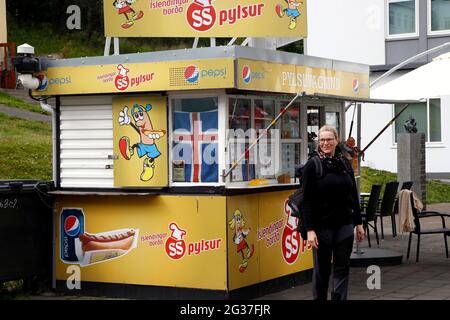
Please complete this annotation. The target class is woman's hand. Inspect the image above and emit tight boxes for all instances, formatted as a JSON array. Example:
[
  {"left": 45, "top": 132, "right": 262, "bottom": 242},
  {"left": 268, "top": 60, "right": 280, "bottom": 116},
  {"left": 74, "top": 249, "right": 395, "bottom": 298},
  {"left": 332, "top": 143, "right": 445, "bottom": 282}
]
[
  {"left": 307, "top": 230, "right": 319, "bottom": 249},
  {"left": 356, "top": 224, "right": 365, "bottom": 242}
]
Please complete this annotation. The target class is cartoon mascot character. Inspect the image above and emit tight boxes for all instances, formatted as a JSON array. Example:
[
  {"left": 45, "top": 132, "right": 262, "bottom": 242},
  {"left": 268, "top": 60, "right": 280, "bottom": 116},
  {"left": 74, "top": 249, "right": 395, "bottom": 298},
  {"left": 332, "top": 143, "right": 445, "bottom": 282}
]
[
  {"left": 118, "top": 103, "right": 165, "bottom": 181},
  {"left": 275, "top": 0, "right": 303, "bottom": 30},
  {"left": 228, "top": 209, "right": 255, "bottom": 273},
  {"left": 113, "top": 0, "right": 144, "bottom": 29}
]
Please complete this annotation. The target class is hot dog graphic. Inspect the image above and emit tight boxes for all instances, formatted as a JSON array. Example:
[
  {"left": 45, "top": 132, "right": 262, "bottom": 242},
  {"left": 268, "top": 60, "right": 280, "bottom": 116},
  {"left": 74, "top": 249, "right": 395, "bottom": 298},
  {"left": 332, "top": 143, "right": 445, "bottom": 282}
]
[
  {"left": 79, "top": 230, "right": 136, "bottom": 252},
  {"left": 74, "top": 228, "right": 139, "bottom": 266}
]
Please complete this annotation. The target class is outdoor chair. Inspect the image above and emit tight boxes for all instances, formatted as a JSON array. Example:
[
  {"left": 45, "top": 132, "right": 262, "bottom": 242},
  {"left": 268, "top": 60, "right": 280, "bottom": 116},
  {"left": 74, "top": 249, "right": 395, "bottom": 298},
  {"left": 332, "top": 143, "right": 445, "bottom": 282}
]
[
  {"left": 400, "top": 181, "right": 413, "bottom": 190},
  {"left": 361, "top": 184, "right": 382, "bottom": 247},
  {"left": 393, "top": 181, "right": 414, "bottom": 216},
  {"left": 376, "top": 181, "right": 399, "bottom": 239},
  {"left": 407, "top": 193, "right": 450, "bottom": 262}
]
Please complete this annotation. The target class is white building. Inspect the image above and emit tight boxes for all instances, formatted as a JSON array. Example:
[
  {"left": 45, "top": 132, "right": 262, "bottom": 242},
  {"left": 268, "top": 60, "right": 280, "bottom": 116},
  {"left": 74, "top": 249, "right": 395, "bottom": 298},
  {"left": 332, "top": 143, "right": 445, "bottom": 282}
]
[{"left": 305, "top": 0, "right": 450, "bottom": 178}]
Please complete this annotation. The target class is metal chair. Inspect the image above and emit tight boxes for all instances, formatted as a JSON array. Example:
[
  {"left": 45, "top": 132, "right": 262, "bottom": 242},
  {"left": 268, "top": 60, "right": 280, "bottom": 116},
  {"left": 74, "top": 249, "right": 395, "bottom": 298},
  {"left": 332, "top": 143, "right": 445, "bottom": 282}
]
[
  {"left": 407, "top": 193, "right": 450, "bottom": 262},
  {"left": 376, "top": 181, "right": 399, "bottom": 239},
  {"left": 361, "top": 184, "right": 382, "bottom": 247}
]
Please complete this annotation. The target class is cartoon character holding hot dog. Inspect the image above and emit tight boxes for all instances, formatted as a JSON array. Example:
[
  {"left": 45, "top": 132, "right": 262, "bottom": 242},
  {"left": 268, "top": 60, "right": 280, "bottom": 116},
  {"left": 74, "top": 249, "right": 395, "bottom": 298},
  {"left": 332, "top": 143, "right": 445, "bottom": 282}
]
[
  {"left": 228, "top": 209, "right": 255, "bottom": 273},
  {"left": 118, "top": 103, "right": 166, "bottom": 181},
  {"left": 275, "top": 0, "right": 303, "bottom": 30}
]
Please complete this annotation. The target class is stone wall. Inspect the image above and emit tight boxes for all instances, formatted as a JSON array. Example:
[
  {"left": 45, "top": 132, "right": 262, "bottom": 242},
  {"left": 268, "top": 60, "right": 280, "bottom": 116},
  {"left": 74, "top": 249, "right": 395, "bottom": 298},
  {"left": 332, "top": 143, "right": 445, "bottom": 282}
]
[{"left": 397, "top": 133, "right": 426, "bottom": 206}]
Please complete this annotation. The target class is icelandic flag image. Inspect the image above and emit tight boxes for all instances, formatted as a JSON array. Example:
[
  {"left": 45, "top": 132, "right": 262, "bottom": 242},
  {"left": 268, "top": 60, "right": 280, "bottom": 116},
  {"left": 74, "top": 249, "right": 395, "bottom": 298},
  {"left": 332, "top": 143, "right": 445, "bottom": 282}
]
[{"left": 173, "top": 110, "right": 218, "bottom": 182}]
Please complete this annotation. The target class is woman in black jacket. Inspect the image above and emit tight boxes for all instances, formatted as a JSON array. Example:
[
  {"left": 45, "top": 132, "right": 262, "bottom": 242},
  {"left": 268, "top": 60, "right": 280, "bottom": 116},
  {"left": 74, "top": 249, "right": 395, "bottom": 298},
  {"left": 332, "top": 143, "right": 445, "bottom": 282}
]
[{"left": 302, "top": 125, "right": 364, "bottom": 300}]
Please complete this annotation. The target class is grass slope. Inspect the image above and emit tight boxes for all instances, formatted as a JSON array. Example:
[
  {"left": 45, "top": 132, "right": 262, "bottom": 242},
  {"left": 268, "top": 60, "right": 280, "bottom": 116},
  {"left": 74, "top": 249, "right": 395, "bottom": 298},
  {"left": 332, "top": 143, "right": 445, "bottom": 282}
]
[
  {"left": 360, "top": 166, "right": 450, "bottom": 204},
  {"left": 0, "top": 113, "right": 52, "bottom": 180}
]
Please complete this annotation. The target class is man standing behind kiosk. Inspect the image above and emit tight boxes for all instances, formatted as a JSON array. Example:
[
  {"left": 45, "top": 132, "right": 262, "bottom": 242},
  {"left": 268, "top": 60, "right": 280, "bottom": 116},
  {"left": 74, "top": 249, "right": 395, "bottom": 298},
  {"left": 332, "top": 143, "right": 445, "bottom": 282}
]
[{"left": 301, "top": 125, "right": 364, "bottom": 300}]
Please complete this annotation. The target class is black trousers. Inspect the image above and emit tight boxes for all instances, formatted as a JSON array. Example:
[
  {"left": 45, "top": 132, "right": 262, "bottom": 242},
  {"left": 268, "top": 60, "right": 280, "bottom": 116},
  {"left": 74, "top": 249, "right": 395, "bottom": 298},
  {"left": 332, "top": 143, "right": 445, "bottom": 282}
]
[{"left": 312, "top": 224, "right": 354, "bottom": 301}]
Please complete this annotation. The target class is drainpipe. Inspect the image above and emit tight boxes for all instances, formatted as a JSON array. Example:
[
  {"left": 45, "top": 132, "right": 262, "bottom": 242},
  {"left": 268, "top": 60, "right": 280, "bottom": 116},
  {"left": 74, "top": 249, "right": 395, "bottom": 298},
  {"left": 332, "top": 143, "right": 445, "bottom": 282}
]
[
  {"left": 40, "top": 98, "right": 58, "bottom": 184},
  {"left": 39, "top": 97, "right": 58, "bottom": 290}
]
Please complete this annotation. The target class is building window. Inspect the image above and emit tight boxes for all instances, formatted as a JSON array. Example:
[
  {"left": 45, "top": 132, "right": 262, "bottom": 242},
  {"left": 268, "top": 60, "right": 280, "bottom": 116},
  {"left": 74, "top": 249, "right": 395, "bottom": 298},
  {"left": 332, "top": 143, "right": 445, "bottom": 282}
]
[
  {"left": 227, "top": 97, "right": 302, "bottom": 184},
  {"left": 429, "top": 0, "right": 450, "bottom": 34},
  {"left": 279, "top": 101, "right": 301, "bottom": 180},
  {"left": 387, "top": 0, "right": 418, "bottom": 37},
  {"left": 394, "top": 99, "right": 442, "bottom": 143},
  {"left": 172, "top": 97, "right": 219, "bottom": 183},
  {"left": 228, "top": 98, "right": 254, "bottom": 182}
]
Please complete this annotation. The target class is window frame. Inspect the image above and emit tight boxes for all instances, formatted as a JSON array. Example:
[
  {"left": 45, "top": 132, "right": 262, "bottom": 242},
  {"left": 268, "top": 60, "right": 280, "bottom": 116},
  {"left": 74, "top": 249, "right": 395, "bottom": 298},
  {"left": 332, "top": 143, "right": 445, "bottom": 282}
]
[
  {"left": 392, "top": 98, "right": 443, "bottom": 145},
  {"left": 427, "top": 0, "right": 450, "bottom": 36},
  {"left": 168, "top": 90, "right": 226, "bottom": 187},
  {"left": 225, "top": 94, "right": 305, "bottom": 187},
  {"left": 386, "top": 0, "right": 419, "bottom": 39}
]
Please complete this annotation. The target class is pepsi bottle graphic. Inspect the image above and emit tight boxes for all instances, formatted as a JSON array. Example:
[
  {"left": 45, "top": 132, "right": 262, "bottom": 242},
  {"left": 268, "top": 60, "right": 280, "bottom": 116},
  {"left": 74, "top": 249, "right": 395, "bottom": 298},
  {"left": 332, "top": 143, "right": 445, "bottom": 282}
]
[{"left": 61, "top": 208, "right": 85, "bottom": 263}]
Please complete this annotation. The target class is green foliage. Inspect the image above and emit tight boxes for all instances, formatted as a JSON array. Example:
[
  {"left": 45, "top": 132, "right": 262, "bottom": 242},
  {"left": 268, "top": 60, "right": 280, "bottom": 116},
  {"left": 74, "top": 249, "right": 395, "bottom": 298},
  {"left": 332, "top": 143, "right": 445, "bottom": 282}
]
[
  {"left": 7, "top": 16, "right": 202, "bottom": 58},
  {"left": 0, "top": 113, "right": 52, "bottom": 180},
  {"left": 0, "top": 280, "right": 25, "bottom": 300},
  {"left": 360, "top": 166, "right": 398, "bottom": 194},
  {"left": 6, "top": 9, "right": 303, "bottom": 58},
  {"left": 360, "top": 166, "right": 450, "bottom": 204},
  {"left": 426, "top": 179, "right": 450, "bottom": 204},
  {"left": 8, "top": 19, "right": 104, "bottom": 58},
  {"left": 0, "top": 92, "right": 49, "bottom": 115}
]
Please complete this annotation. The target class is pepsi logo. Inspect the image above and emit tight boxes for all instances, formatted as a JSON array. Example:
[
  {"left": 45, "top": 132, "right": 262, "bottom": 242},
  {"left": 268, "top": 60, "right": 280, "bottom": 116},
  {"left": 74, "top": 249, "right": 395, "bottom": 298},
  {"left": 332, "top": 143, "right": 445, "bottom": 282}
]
[
  {"left": 352, "top": 79, "right": 359, "bottom": 93},
  {"left": 37, "top": 74, "right": 48, "bottom": 91},
  {"left": 242, "top": 65, "right": 251, "bottom": 84},
  {"left": 64, "top": 215, "right": 81, "bottom": 237},
  {"left": 184, "top": 65, "right": 200, "bottom": 83}
]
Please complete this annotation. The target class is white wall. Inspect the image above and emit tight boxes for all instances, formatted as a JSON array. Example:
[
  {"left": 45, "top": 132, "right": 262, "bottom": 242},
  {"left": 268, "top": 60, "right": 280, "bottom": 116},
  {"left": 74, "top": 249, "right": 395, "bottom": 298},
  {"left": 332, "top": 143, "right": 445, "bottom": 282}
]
[
  {"left": 305, "top": 0, "right": 385, "bottom": 65},
  {"left": 305, "top": 0, "right": 393, "bottom": 171},
  {"left": 349, "top": 73, "right": 450, "bottom": 175},
  {"left": 351, "top": 72, "right": 406, "bottom": 173},
  {"left": 306, "top": 1, "right": 450, "bottom": 176},
  {"left": 358, "top": 98, "right": 450, "bottom": 175},
  {"left": 356, "top": 102, "right": 397, "bottom": 172}
]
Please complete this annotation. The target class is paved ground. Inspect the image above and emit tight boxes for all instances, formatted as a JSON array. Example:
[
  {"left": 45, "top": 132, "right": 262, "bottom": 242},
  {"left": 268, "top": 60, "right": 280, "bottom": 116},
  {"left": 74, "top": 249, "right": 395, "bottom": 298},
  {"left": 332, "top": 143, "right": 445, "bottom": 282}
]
[
  {"left": 258, "top": 202, "right": 450, "bottom": 300},
  {"left": 0, "top": 89, "right": 52, "bottom": 123},
  {"left": 0, "top": 104, "right": 52, "bottom": 123}
]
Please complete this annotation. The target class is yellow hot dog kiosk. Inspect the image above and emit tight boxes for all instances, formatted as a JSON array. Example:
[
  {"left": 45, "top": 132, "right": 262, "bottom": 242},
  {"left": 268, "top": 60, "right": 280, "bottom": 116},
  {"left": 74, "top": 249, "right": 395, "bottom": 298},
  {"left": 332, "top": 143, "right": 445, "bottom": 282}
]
[{"left": 32, "top": 45, "right": 369, "bottom": 298}]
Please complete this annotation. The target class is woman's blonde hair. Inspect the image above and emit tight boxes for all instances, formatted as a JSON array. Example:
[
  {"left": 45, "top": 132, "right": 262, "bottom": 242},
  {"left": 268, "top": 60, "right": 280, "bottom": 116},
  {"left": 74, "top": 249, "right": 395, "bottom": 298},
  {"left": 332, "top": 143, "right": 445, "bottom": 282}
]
[{"left": 319, "top": 125, "right": 339, "bottom": 142}]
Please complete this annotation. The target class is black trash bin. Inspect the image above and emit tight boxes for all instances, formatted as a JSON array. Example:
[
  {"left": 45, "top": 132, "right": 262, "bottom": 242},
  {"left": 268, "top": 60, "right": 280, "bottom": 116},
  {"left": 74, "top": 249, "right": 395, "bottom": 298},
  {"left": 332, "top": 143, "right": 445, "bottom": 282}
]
[{"left": 0, "top": 180, "right": 54, "bottom": 291}]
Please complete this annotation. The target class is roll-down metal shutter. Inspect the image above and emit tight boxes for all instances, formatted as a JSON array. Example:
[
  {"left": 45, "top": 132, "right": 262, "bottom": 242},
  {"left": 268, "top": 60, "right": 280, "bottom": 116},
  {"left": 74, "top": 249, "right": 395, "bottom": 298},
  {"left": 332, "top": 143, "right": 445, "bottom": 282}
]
[{"left": 60, "top": 96, "right": 114, "bottom": 188}]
